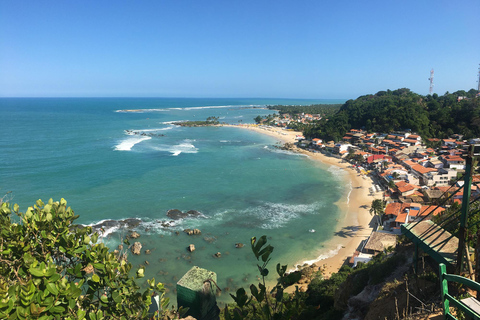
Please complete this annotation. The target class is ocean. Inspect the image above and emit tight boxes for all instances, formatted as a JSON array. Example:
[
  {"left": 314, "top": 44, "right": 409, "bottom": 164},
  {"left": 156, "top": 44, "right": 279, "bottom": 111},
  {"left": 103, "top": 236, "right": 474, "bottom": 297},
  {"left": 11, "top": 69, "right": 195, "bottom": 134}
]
[{"left": 0, "top": 97, "right": 349, "bottom": 305}]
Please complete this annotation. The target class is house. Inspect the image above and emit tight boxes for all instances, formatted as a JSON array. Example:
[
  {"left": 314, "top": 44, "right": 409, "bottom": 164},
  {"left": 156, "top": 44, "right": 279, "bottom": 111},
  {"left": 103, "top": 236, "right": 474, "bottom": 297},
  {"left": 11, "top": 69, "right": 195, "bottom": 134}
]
[
  {"left": 333, "top": 143, "right": 353, "bottom": 154},
  {"left": 440, "top": 155, "right": 466, "bottom": 170},
  {"left": 363, "top": 231, "right": 397, "bottom": 255},
  {"left": 384, "top": 202, "right": 444, "bottom": 229}
]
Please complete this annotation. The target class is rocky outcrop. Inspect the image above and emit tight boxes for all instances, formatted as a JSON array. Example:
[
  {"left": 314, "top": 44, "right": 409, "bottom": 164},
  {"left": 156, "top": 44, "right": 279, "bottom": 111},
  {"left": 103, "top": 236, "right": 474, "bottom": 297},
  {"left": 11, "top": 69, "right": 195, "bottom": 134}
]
[
  {"left": 184, "top": 228, "right": 201, "bottom": 235},
  {"left": 125, "top": 130, "right": 164, "bottom": 137},
  {"left": 235, "top": 243, "right": 244, "bottom": 248},
  {"left": 131, "top": 242, "right": 142, "bottom": 255},
  {"left": 130, "top": 231, "right": 140, "bottom": 239},
  {"left": 89, "top": 218, "right": 141, "bottom": 234},
  {"left": 167, "top": 209, "right": 202, "bottom": 220},
  {"left": 188, "top": 244, "right": 195, "bottom": 252}
]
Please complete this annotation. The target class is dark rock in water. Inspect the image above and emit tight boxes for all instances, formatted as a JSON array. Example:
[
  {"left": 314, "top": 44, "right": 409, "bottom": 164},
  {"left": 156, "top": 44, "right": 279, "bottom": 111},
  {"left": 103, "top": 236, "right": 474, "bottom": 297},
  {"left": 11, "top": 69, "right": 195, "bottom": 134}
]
[
  {"left": 89, "top": 218, "right": 142, "bottom": 234},
  {"left": 144, "top": 260, "right": 149, "bottom": 265},
  {"left": 167, "top": 209, "right": 202, "bottom": 220},
  {"left": 193, "top": 228, "right": 201, "bottom": 235},
  {"left": 122, "top": 218, "right": 142, "bottom": 228},
  {"left": 183, "top": 229, "right": 194, "bottom": 235},
  {"left": 175, "top": 231, "right": 180, "bottom": 235},
  {"left": 188, "top": 244, "right": 195, "bottom": 252},
  {"left": 145, "top": 249, "right": 151, "bottom": 255},
  {"left": 213, "top": 252, "right": 221, "bottom": 258},
  {"left": 235, "top": 243, "right": 244, "bottom": 248},
  {"left": 186, "top": 210, "right": 201, "bottom": 217},
  {"left": 166, "top": 209, "right": 184, "bottom": 220}
]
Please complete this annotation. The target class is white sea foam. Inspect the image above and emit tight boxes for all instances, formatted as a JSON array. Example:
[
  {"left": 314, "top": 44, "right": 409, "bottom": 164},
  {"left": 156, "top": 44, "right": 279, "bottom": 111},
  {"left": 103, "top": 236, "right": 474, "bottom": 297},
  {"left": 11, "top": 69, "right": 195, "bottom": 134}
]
[
  {"left": 114, "top": 136, "right": 151, "bottom": 151},
  {"left": 150, "top": 140, "right": 199, "bottom": 156},
  {"left": 238, "top": 201, "right": 323, "bottom": 229},
  {"left": 346, "top": 181, "right": 353, "bottom": 205},
  {"left": 288, "top": 244, "right": 343, "bottom": 272},
  {"left": 137, "top": 127, "right": 173, "bottom": 132}
]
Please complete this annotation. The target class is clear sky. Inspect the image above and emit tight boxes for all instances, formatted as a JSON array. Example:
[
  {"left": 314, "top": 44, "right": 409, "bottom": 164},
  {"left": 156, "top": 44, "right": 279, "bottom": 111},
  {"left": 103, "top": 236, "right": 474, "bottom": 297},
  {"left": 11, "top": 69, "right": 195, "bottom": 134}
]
[{"left": 1, "top": 0, "right": 479, "bottom": 99}]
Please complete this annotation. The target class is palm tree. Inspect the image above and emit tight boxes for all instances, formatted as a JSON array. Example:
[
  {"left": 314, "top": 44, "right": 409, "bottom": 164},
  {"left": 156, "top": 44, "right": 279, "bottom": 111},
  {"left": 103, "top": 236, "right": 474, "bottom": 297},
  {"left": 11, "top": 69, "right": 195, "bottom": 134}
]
[{"left": 370, "top": 199, "right": 386, "bottom": 227}]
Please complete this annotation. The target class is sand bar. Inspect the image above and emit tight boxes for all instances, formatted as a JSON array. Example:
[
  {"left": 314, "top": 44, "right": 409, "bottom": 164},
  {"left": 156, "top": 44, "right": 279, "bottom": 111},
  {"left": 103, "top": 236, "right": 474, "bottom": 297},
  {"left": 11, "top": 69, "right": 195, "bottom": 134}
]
[{"left": 223, "top": 124, "right": 382, "bottom": 289}]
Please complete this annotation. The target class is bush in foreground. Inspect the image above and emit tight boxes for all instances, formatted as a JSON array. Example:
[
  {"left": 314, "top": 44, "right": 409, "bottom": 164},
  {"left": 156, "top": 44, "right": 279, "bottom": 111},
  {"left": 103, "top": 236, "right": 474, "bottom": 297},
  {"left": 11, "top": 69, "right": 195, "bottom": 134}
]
[{"left": 0, "top": 199, "right": 171, "bottom": 320}]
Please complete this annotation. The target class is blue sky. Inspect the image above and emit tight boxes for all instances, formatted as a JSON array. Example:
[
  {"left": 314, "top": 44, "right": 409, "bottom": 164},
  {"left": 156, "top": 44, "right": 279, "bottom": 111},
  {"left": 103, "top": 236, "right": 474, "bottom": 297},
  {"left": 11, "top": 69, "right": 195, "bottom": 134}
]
[{"left": 1, "top": 0, "right": 479, "bottom": 99}]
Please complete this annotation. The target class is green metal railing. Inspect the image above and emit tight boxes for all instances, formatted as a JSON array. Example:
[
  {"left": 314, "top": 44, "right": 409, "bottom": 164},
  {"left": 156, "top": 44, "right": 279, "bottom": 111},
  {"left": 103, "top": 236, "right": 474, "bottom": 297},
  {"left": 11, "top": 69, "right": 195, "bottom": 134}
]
[{"left": 439, "top": 263, "right": 480, "bottom": 320}]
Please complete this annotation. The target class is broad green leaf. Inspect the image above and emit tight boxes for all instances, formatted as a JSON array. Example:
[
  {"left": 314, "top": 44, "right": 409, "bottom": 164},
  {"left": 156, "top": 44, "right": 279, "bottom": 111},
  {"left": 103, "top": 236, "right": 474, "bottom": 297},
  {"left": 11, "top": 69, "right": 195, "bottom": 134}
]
[
  {"left": 92, "top": 274, "right": 100, "bottom": 283},
  {"left": 50, "top": 305, "right": 65, "bottom": 313},
  {"left": 77, "top": 309, "right": 86, "bottom": 320},
  {"left": 46, "top": 283, "right": 58, "bottom": 295},
  {"left": 29, "top": 268, "right": 44, "bottom": 277}
]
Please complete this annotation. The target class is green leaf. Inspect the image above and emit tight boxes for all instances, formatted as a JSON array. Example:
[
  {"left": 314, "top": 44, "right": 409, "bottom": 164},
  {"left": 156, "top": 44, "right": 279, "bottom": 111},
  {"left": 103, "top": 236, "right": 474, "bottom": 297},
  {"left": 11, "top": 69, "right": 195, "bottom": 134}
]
[
  {"left": 112, "top": 291, "right": 122, "bottom": 303},
  {"left": 89, "top": 312, "right": 97, "bottom": 320},
  {"left": 77, "top": 309, "right": 86, "bottom": 320},
  {"left": 50, "top": 306, "right": 65, "bottom": 313},
  {"left": 275, "top": 287, "right": 284, "bottom": 302},
  {"left": 73, "top": 246, "right": 86, "bottom": 254},
  {"left": 250, "top": 284, "right": 261, "bottom": 302},
  {"left": 92, "top": 274, "right": 100, "bottom": 283},
  {"left": 29, "top": 267, "right": 44, "bottom": 277},
  {"left": 100, "top": 294, "right": 108, "bottom": 303},
  {"left": 46, "top": 283, "right": 58, "bottom": 295}
]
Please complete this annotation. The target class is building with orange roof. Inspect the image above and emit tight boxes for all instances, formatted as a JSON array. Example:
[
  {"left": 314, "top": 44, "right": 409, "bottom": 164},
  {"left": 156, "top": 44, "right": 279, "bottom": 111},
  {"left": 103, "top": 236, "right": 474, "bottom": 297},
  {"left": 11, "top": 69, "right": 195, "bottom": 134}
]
[{"left": 440, "top": 155, "right": 466, "bottom": 170}]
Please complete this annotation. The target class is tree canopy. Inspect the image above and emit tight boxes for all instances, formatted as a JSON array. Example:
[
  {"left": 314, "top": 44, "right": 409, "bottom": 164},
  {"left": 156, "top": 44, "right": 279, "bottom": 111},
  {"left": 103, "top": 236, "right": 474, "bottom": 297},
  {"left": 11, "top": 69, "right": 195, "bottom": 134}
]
[{"left": 302, "top": 88, "right": 480, "bottom": 141}]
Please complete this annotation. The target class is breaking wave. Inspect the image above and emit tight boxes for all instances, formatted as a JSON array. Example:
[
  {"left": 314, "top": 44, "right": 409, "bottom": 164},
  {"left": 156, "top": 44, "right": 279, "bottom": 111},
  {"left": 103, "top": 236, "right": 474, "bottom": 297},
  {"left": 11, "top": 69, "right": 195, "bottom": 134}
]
[{"left": 114, "top": 136, "right": 151, "bottom": 151}]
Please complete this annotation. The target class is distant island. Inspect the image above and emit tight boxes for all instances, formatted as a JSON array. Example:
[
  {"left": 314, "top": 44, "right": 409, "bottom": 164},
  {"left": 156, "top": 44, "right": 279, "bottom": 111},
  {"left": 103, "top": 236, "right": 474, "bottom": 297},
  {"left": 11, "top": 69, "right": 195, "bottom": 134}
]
[{"left": 172, "top": 116, "right": 221, "bottom": 127}]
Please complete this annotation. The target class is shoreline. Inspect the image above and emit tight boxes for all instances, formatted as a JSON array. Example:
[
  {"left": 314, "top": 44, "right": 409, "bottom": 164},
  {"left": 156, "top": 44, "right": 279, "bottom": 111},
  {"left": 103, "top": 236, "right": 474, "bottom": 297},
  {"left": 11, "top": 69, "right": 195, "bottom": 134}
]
[{"left": 224, "top": 124, "right": 381, "bottom": 289}]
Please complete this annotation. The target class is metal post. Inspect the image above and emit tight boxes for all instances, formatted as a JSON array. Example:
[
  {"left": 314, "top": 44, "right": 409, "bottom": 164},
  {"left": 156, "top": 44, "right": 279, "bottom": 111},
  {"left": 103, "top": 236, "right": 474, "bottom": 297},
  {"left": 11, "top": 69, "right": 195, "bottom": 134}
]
[{"left": 456, "top": 153, "right": 473, "bottom": 274}]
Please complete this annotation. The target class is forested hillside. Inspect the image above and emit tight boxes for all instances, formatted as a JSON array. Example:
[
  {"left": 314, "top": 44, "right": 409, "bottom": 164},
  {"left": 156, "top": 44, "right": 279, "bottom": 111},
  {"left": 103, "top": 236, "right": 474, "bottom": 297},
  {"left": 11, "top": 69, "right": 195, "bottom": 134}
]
[
  {"left": 302, "top": 88, "right": 480, "bottom": 142},
  {"left": 266, "top": 104, "right": 341, "bottom": 116}
]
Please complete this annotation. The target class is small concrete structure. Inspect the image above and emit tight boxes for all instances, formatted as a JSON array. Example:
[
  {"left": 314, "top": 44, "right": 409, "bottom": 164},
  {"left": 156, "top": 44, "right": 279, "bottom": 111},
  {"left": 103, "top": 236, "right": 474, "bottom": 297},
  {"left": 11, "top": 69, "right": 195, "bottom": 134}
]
[{"left": 177, "top": 266, "right": 220, "bottom": 320}]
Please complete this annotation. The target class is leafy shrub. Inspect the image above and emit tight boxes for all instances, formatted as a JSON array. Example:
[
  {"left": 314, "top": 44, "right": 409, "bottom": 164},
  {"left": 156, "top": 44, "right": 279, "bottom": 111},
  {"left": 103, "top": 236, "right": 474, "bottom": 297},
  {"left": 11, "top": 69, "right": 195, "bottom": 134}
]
[{"left": 0, "top": 199, "right": 172, "bottom": 320}]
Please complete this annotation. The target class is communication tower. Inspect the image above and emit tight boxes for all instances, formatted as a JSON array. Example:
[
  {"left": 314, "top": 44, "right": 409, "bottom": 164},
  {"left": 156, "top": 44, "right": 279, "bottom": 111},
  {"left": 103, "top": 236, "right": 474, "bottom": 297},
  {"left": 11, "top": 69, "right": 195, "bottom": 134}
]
[
  {"left": 477, "top": 64, "right": 480, "bottom": 92},
  {"left": 429, "top": 69, "right": 434, "bottom": 95}
]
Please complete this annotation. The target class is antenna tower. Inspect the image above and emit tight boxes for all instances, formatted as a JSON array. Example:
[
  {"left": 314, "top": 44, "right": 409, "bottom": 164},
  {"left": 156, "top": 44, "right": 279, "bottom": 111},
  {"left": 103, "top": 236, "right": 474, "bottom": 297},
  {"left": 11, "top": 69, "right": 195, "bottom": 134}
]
[
  {"left": 429, "top": 69, "right": 434, "bottom": 95},
  {"left": 477, "top": 64, "right": 480, "bottom": 92}
]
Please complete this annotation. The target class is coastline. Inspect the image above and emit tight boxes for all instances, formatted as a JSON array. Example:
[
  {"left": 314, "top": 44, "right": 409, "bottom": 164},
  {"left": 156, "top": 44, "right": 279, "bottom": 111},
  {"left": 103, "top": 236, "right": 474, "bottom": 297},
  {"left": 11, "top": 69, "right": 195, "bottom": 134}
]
[{"left": 224, "top": 124, "right": 380, "bottom": 289}]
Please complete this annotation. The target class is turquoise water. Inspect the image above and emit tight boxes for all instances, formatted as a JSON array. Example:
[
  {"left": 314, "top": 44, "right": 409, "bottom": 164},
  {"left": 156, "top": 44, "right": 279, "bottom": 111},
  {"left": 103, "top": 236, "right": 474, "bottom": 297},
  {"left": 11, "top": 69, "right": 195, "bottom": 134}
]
[{"left": 0, "top": 97, "right": 348, "bottom": 304}]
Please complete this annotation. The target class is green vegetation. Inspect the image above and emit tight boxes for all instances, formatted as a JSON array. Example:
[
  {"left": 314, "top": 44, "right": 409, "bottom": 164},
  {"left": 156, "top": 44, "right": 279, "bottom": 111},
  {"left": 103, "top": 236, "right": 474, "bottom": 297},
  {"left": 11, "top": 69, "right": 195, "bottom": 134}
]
[
  {"left": 224, "top": 236, "right": 305, "bottom": 320},
  {"left": 304, "top": 252, "right": 406, "bottom": 320},
  {"left": 433, "top": 201, "right": 480, "bottom": 248},
  {"left": 370, "top": 199, "right": 386, "bottom": 227},
  {"left": 266, "top": 104, "right": 341, "bottom": 116},
  {"left": 302, "top": 88, "right": 480, "bottom": 141},
  {"left": 224, "top": 235, "right": 408, "bottom": 320},
  {"left": 0, "top": 199, "right": 175, "bottom": 320},
  {"left": 173, "top": 116, "right": 220, "bottom": 126}
]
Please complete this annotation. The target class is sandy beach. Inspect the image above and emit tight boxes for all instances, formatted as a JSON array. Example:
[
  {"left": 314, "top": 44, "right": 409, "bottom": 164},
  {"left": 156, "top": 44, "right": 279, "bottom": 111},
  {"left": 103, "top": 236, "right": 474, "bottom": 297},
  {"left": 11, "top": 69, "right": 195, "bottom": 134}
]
[{"left": 224, "top": 124, "right": 382, "bottom": 289}]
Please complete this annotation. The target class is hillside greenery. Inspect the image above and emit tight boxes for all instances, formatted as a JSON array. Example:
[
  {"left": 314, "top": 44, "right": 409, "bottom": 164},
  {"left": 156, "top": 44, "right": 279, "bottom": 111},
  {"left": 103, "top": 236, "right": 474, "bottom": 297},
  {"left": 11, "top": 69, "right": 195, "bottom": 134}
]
[
  {"left": 302, "top": 88, "right": 479, "bottom": 142},
  {"left": 266, "top": 104, "right": 341, "bottom": 117}
]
